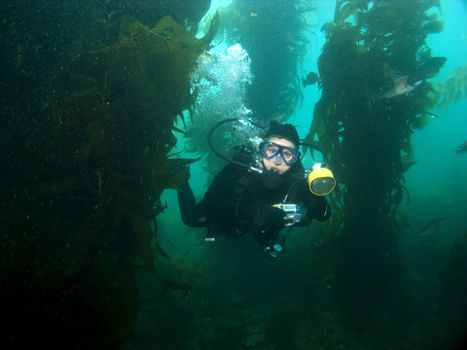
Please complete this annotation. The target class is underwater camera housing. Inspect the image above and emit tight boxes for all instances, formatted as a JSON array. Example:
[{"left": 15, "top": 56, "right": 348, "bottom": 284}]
[{"left": 272, "top": 203, "right": 302, "bottom": 226}]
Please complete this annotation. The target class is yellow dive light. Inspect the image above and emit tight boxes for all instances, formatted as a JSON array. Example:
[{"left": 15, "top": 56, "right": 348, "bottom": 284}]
[{"left": 307, "top": 163, "right": 336, "bottom": 196}]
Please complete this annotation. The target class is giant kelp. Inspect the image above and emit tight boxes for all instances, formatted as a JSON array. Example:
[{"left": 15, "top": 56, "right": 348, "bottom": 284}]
[
  {"left": 1, "top": 9, "right": 217, "bottom": 349},
  {"left": 219, "top": 0, "right": 312, "bottom": 120},
  {"left": 305, "top": 0, "right": 444, "bottom": 330},
  {"left": 1, "top": 1, "right": 212, "bottom": 94},
  {"left": 436, "top": 231, "right": 467, "bottom": 350},
  {"left": 436, "top": 65, "right": 467, "bottom": 108}
]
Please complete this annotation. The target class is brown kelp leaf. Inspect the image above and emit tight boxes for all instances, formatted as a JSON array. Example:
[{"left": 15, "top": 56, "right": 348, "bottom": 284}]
[
  {"left": 151, "top": 265, "right": 191, "bottom": 295},
  {"left": 337, "top": 2, "right": 360, "bottom": 22},
  {"left": 303, "top": 98, "right": 328, "bottom": 156},
  {"left": 154, "top": 243, "right": 170, "bottom": 259},
  {"left": 152, "top": 15, "right": 216, "bottom": 53},
  {"left": 402, "top": 159, "right": 417, "bottom": 173},
  {"left": 155, "top": 157, "right": 201, "bottom": 189},
  {"left": 201, "top": 12, "right": 220, "bottom": 47},
  {"left": 161, "top": 167, "right": 190, "bottom": 189},
  {"left": 437, "top": 66, "right": 467, "bottom": 109},
  {"left": 177, "top": 112, "right": 187, "bottom": 129},
  {"left": 130, "top": 211, "right": 154, "bottom": 253},
  {"left": 422, "top": 20, "right": 444, "bottom": 34},
  {"left": 411, "top": 114, "right": 429, "bottom": 129},
  {"left": 172, "top": 125, "right": 187, "bottom": 135},
  {"left": 302, "top": 138, "right": 326, "bottom": 161},
  {"left": 166, "top": 157, "right": 201, "bottom": 169}
]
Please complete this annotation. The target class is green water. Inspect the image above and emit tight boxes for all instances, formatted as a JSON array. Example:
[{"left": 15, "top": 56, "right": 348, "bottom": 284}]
[{"left": 2, "top": 1, "right": 466, "bottom": 349}]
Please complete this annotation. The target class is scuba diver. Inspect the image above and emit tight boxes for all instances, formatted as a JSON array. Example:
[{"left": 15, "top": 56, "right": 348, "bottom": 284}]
[{"left": 177, "top": 120, "right": 334, "bottom": 260}]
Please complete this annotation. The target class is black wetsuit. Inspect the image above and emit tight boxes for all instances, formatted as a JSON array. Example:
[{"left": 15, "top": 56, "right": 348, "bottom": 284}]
[{"left": 177, "top": 155, "right": 330, "bottom": 245}]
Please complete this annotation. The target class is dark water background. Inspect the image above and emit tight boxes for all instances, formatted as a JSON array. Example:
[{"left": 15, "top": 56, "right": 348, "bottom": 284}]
[{"left": 1, "top": 1, "right": 466, "bottom": 350}]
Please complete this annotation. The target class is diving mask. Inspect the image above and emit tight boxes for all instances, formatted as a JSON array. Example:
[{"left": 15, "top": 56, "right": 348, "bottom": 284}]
[
  {"left": 259, "top": 141, "right": 300, "bottom": 165},
  {"left": 306, "top": 163, "right": 336, "bottom": 196}
]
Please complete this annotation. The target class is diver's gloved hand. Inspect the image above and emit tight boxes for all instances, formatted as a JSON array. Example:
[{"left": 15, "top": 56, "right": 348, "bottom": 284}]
[
  {"left": 238, "top": 202, "right": 286, "bottom": 232},
  {"left": 260, "top": 206, "right": 287, "bottom": 232},
  {"left": 175, "top": 166, "right": 191, "bottom": 190}
]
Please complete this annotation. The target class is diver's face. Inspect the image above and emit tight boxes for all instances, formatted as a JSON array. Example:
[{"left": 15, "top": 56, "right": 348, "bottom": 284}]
[{"left": 261, "top": 137, "right": 296, "bottom": 174}]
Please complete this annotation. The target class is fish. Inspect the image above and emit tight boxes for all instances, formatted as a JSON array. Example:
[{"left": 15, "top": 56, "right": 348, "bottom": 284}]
[
  {"left": 302, "top": 72, "right": 319, "bottom": 87},
  {"left": 411, "top": 111, "right": 440, "bottom": 129},
  {"left": 380, "top": 75, "right": 423, "bottom": 99},
  {"left": 415, "top": 217, "right": 447, "bottom": 237},
  {"left": 155, "top": 242, "right": 170, "bottom": 259},
  {"left": 380, "top": 57, "right": 447, "bottom": 100},
  {"left": 456, "top": 140, "right": 467, "bottom": 154},
  {"left": 418, "top": 111, "right": 441, "bottom": 119}
]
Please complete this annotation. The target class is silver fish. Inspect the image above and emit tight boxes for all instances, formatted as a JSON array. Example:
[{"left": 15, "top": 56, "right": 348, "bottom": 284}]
[
  {"left": 381, "top": 75, "right": 423, "bottom": 99},
  {"left": 456, "top": 140, "right": 467, "bottom": 154},
  {"left": 415, "top": 217, "right": 446, "bottom": 237}
]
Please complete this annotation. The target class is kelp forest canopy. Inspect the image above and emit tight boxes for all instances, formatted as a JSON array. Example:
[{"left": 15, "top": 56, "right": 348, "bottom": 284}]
[
  {"left": 305, "top": 0, "right": 446, "bottom": 325},
  {"left": 1, "top": 1, "right": 214, "bottom": 348}
]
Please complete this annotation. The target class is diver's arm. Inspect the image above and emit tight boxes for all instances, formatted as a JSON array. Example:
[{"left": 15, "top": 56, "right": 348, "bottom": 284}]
[
  {"left": 177, "top": 162, "right": 240, "bottom": 227},
  {"left": 177, "top": 182, "right": 208, "bottom": 227},
  {"left": 310, "top": 196, "right": 331, "bottom": 222},
  {"left": 199, "top": 163, "right": 243, "bottom": 223}
]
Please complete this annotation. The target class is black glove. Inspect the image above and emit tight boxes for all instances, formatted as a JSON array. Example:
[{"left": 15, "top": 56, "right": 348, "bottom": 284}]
[
  {"left": 238, "top": 202, "right": 286, "bottom": 232},
  {"left": 304, "top": 196, "right": 331, "bottom": 222}
]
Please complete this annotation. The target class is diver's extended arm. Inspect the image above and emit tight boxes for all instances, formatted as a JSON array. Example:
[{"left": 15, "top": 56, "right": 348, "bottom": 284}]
[
  {"left": 177, "top": 182, "right": 207, "bottom": 227},
  {"left": 198, "top": 162, "right": 244, "bottom": 223}
]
